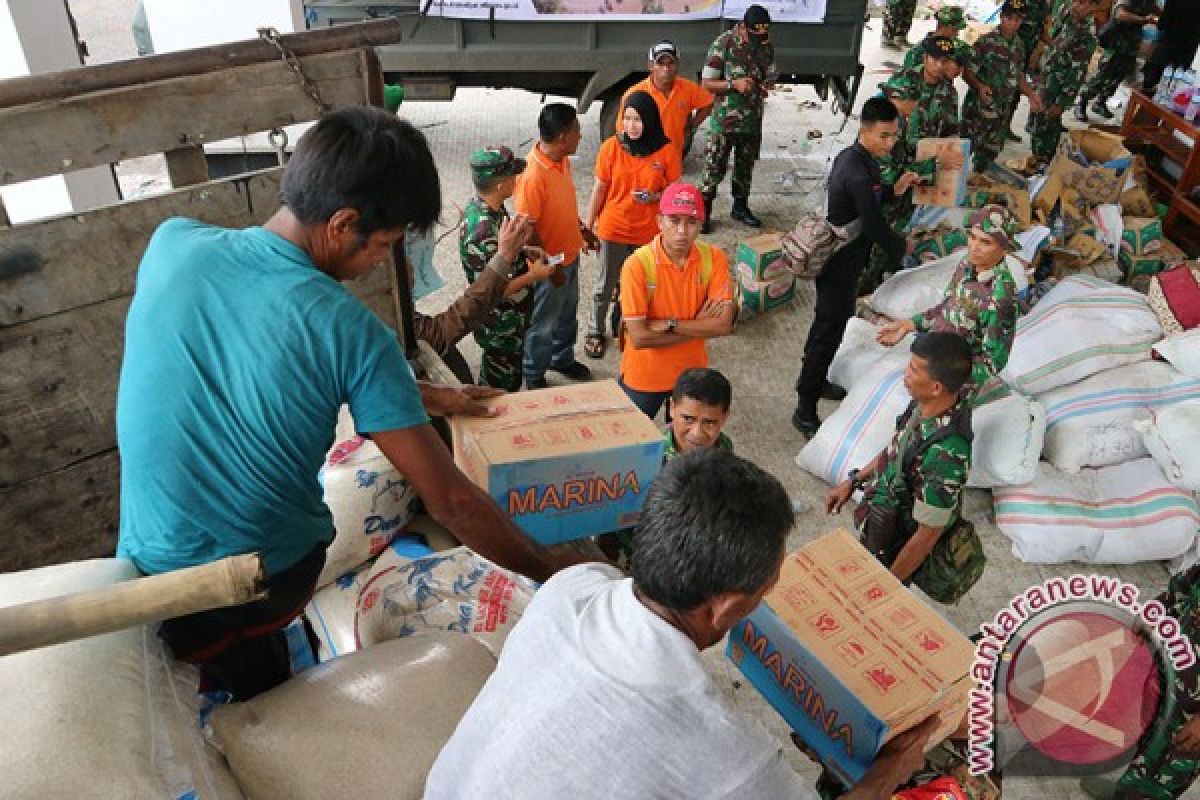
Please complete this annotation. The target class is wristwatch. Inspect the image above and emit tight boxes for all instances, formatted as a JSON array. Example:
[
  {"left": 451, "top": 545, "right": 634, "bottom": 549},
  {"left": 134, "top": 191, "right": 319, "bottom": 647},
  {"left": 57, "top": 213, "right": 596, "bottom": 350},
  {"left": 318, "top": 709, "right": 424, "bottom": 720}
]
[
  {"left": 847, "top": 468, "right": 866, "bottom": 490},
  {"left": 665, "top": 318, "right": 678, "bottom": 333}
]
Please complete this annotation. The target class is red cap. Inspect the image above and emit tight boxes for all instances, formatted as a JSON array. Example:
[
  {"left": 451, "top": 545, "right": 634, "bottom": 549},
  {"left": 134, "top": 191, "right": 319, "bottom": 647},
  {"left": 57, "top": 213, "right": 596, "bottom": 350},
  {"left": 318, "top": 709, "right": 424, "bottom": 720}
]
[{"left": 658, "top": 182, "right": 706, "bottom": 222}]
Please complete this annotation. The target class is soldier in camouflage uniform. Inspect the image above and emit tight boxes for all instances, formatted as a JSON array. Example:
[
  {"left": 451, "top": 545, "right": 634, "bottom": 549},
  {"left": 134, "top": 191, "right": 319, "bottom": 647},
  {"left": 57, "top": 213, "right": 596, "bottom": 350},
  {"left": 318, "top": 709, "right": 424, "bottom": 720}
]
[
  {"left": 901, "top": 6, "right": 972, "bottom": 71},
  {"left": 882, "top": 0, "right": 918, "bottom": 50},
  {"left": 861, "top": 37, "right": 963, "bottom": 294},
  {"left": 1076, "top": 0, "right": 1160, "bottom": 121},
  {"left": 826, "top": 332, "right": 977, "bottom": 592},
  {"left": 698, "top": 4, "right": 774, "bottom": 232},
  {"left": 1028, "top": 0, "right": 1100, "bottom": 162},
  {"left": 877, "top": 205, "right": 1022, "bottom": 396},
  {"left": 459, "top": 146, "right": 556, "bottom": 391},
  {"left": 962, "top": 0, "right": 1042, "bottom": 172}
]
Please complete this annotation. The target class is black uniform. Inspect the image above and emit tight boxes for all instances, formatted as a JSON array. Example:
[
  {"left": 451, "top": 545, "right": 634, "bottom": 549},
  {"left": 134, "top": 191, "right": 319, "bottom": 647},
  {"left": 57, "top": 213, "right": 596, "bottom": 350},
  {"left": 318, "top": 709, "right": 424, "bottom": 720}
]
[
  {"left": 1143, "top": 0, "right": 1200, "bottom": 93},
  {"left": 794, "top": 142, "right": 907, "bottom": 423}
]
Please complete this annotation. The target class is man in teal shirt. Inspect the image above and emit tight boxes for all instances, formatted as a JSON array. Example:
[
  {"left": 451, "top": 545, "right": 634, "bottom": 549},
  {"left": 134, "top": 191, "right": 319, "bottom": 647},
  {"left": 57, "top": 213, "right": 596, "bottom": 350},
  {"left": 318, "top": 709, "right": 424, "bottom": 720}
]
[{"left": 117, "top": 108, "right": 578, "bottom": 699}]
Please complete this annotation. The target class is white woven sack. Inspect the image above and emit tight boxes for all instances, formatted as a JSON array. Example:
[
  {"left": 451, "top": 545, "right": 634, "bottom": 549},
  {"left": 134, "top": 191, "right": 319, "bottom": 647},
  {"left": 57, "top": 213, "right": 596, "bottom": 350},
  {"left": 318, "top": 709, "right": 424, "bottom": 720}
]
[
  {"left": 967, "top": 386, "right": 1046, "bottom": 488},
  {"left": 317, "top": 434, "right": 419, "bottom": 587},
  {"left": 827, "top": 317, "right": 914, "bottom": 394},
  {"left": 355, "top": 546, "right": 538, "bottom": 658},
  {"left": 1155, "top": 329, "right": 1200, "bottom": 379},
  {"left": 1001, "top": 275, "right": 1163, "bottom": 395},
  {"left": 1039, "top": 361, "right": 1200, "bottom": 472},
  {"left": 1136, "top": 401, "right": 1200, "bottom": 491},
  {"left": 210, "top": 633, "right": 495, "bottom": 800},
  {"left": 869, "top": 253, "right": 960, "bottom": 320},
  {"left": 993, "top": 459, "right": 1200, "bottom": 564},
  {"left": 305, "top": 565, "right": 372, "bottom": 663}
]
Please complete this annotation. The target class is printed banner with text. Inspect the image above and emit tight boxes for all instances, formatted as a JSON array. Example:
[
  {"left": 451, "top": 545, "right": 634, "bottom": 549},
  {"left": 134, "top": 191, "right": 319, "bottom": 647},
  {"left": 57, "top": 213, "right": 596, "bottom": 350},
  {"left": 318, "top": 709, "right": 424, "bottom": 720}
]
[{"left": 423, "top": 0, "right": 826, "bottom": 23}]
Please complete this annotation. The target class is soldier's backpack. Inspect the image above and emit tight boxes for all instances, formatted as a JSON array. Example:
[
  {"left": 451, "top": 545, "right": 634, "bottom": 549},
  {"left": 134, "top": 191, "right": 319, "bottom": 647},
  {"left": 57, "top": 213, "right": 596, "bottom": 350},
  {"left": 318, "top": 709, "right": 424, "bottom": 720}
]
[
  {"left": 616, "top": 241, "right": 715, "bottom": 351},
  {"left": 780, "top": 212, "right": 861, "bottom": 280}
]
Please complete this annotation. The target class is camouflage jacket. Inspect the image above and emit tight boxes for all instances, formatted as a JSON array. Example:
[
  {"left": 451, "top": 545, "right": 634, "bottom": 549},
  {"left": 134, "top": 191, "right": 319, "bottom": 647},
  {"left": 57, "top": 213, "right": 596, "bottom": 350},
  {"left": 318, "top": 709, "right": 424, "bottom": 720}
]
[
  {"left": 867, "top": 398, "right": 973, "bottom": 541},
  {"left": 902, "top": 37, "right": 971, "bottom": 73},
  {"left": 1019, "top": 0, "right": 1051, "bottom": 52},
  {"left": 458, "top": 196, "right": 533, "bottom": 327},
  {"left": 1037, "top": 10, "right": 1097, "bottom": 108},
  {"left": 703, "top": 29, "right": 774, "bottom": 135},
  {"left": 966, "top": 29, "right": 1027, "bottom": 110},
  {"left": 878, "top": 70, "right": 960, "bottom": 184},
  {"left": 912, "top": 255, "right": 1020, "bottom": 391},
  {"left": 663, "top": 428, "right": 733, "bottom": 461}
]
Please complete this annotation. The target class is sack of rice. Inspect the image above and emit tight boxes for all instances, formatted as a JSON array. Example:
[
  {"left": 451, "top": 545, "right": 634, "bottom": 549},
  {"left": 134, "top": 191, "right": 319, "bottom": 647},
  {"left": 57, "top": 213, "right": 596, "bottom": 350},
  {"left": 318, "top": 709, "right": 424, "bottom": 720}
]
[
  {"left": 1136, "top": 402, "right": 1200, "bottom": 491},
  {"left": 966, "top": 383, "right": 1045, "bottom": 488},
  {"left": 1001, "top": 275, "right": 1162, "bottom": 395},
  {"left": 1155, "top": 330, "right": 1200, "bottom": 379},
  {"left": 355, "top": 546, "right": 537, "bottom": 658},
  {"left": 0, "top": 559, "right": 243, "bottom": 799},
  {"left": 993, "top": 459, "right": 1200, "bottom": 564},
  {"left": 827, "top": 317, "right": 913, "bottom": 394},
  {"left": 210, "top": 633, "right": 495, "bottom": 800},
  {"left": 317, "top": 434, "right": 419, "bottom": 587},
  {"left": 1039, "top": 361, "right": 1200, "bottom": 473},
  {"left": 869, "top": 253, "right": 960, "bottom": 321}
]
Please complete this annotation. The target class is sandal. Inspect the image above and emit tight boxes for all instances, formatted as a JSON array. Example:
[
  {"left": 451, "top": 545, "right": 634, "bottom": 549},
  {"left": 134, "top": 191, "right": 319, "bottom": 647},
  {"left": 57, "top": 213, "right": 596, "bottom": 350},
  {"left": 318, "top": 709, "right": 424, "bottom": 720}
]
[{"left": 583, "top": 333, "right": 607, "bottom": 359}]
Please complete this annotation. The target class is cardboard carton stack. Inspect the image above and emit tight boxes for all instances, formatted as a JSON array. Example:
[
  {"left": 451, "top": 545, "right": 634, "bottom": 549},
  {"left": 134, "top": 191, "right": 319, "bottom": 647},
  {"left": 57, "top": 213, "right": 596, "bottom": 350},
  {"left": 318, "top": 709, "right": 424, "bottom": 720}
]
[
  {"left": 728, "top": 529, "right": 974, "bottom": 787},
  {"left": 735, "top": 232, "right": 795, "bottom": 316}
]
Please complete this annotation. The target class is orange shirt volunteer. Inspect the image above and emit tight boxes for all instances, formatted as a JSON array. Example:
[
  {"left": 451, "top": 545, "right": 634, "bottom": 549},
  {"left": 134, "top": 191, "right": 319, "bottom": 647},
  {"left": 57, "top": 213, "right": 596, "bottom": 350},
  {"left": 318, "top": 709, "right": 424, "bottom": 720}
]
[
  {"left": 514, "top": 145, "right": 584, "bottom": 264},
  {"left": 594, "top": 139, "right": 682, "bottom": 245},
  {"left": 619, "top": 236, "right": 733, "bottom": 393},
  {"left": 619, "top": 78, "right": 713, "bottom": 158}
]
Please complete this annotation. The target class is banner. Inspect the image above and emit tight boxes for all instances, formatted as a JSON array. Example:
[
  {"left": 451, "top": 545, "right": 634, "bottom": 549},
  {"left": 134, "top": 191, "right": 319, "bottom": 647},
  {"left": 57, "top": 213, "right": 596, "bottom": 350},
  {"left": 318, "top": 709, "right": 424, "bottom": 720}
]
[{"left": 424, "top": 0, "right": 825, "bottom": 23}]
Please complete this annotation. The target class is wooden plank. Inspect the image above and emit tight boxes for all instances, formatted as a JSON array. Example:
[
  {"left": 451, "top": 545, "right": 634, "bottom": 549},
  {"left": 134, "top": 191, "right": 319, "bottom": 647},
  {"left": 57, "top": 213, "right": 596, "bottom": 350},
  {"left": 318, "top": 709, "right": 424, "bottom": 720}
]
[
  {"left": 0, "top": 169, "right": 282, "bottom": 327},
  {"left": 0, "top": 51, "right": 369, "bottom": 186},
  {"left": 0, "top": 20, "right": 401, "bottom": 109},
  {"left": 0, "top": 451, "right": 119, "bottom": 572},
  {"left": 0, "top": 297, "right": 128, "bottom": 486},
  {"left": 164, "top": 145, "right": 210, "bottom": 188}
]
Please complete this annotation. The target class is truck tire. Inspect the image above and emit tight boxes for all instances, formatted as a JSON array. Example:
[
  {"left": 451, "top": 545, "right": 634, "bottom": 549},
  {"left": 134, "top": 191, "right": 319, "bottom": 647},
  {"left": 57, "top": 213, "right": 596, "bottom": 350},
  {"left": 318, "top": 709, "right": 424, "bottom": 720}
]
[{"left": 599, "top": 96, "right": 619, "bottom": 140}]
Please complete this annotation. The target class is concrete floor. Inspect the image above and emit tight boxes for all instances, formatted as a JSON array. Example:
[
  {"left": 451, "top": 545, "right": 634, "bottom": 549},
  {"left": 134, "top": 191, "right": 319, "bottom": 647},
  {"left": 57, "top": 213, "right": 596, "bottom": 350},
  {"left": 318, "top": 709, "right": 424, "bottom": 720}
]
[{"left": 66, "top": 0, "right": 1196, "bottom": 795}]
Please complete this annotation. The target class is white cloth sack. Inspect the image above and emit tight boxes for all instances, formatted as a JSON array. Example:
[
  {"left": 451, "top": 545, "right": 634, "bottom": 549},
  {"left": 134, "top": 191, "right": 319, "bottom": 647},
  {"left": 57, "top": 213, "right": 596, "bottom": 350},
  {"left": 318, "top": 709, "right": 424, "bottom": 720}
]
[
  {"left": 355, "top": 546, "right": 538, "bottom": 658},
  {"left": 0, "top": 559, "right": 243, "bottom": 799},
  {"left": 827, "top": 317, "right": 913, "bottom": 394},
  {"left": 1136, "top": 401, "right": 1200, "bottom": 491},
  {"left": 796, "top": 365, "right": 1044, "bottom": 488},
  {"left": 1039, "top": 361, "right": 1200, "bottom": 472},
  {"left": 305, "top": 565, "right": 372, "bottom": 663},
  {"left": 869, "top": 253, "right": 960, "bottom": 320},
  {"left": 317, "top": 433, "right": 419, "bottom": 587},
  {"left": 210, "top": 633, "right": 495, "bottom": 800},
  {"left": 993, "top": 459, "right": 1200, "bottom": 564},
  {"left": 1155, "top": 330, "right": 1200, "bottom": 378},
  {"left": 1001, "top": 275, "right": 1163, "bottom": 395}
]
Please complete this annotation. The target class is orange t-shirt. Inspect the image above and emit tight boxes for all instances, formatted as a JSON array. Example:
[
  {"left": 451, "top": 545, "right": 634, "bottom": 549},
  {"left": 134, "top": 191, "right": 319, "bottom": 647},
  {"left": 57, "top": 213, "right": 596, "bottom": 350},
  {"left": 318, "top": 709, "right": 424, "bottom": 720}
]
[
  {"left": 594, "top": 137, "right": 682, "bottom": 246},
  {"left": 619, "top": 77, "right": 714, "bottom": 159},
  {"left": 514, "top": 145, "right": 584, "bottom": 264},
  {"left": 619, "top": 236, "right": 733, "bottom": 393}
]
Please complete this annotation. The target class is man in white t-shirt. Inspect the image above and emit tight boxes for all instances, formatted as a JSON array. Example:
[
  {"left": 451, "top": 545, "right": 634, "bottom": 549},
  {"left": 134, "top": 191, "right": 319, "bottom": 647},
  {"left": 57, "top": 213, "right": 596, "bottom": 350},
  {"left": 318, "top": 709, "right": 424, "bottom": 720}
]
[{"left": 426, "top": 449, "right": 939, "bottom": 799}]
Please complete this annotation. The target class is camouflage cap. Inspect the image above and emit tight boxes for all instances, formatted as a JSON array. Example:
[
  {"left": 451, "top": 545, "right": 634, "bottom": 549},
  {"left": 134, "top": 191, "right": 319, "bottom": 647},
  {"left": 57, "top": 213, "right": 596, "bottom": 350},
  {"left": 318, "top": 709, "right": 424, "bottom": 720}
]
[
  {"left": 968, "top": 204, "right": 1022, "bottom": 252},
  {"left": 934, "top": 5, "right": 967, "bottom": 28},
  {"left": 1000, "top": 0, "right": 1028, "bottom": 15},
  {"left": 881, "top": 69, "right": 921, "bottom": 101},
  {"left": 925, "top": 35, "right": 958, "bottom": 61},
  {"left": 469, "top": 145, "right": 526, "bottom": 181}
]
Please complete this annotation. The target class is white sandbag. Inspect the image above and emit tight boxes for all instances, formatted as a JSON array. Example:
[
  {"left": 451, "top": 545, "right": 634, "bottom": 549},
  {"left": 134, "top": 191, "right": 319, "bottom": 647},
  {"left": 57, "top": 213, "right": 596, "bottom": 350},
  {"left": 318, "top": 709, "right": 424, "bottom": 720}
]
[
  {"left": 1155, "top": 330, "right": 1200, "bottom": 378},
  {"left": 0, "top": 559, "right": 243, "bottom": 799},
  {"left": 305, "top": 565, "right": 371, "bottom": 663},
  {"left": 1136, "top": 402, "right": 1200, "bottom": 491},
  {"left": 967, "top": 385, "right": 1046, "bottom": 488},
  {"left": 355, "top": 546, "right": 537, "bottom": 658},
  {"left": 796, "top": 363, "right": 911, "bottom": 485},
  {"left": 1039, "top": 361, "right": 1200, "bottom": 472},
  {"left": 317, "top": 434, "right": 419, "bottom": 587},
  {"left": 827, "top": 317, "right": 914, "bottom": 394},
  {"left": 210, "top": 633, "right": 495, "bottom": 800},
  {"left": 869, "top": 253, "right": 960, "bottom": 320},
  {"left": 993, "top": 459, "right": 1200, "bottom": 564},
  {"left": 1001, "top": 275, "right": 1163, "bottom": 395}
]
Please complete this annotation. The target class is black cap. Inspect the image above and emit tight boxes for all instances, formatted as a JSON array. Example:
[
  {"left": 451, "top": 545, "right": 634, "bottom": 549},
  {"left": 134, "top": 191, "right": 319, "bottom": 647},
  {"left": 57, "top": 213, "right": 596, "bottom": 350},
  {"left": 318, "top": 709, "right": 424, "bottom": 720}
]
[
  {"left": 926, "top": 35, "right": 958, "bottom": 61},
  {"left": 1001, "top": 0, "right": 1028, "bottom": 14},
  {"left": 743, "top": 4, "right": 771, "bottom": 36}
]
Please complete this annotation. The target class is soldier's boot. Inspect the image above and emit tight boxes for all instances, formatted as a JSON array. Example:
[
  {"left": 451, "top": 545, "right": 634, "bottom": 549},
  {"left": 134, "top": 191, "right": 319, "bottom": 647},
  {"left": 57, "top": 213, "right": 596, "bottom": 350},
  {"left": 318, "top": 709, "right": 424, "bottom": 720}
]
[
  {"left": 701, "top": 193, "right": 714, "bottom": 234},
  {"left": 1090, "top": 96, "right": 1114, "bottom": 120},
  {"left": 1073, "top": 95, "right": 1089, "bottom": 123},
  {"left": 731, "top": 197, "right": 762, "bottom": 228}
]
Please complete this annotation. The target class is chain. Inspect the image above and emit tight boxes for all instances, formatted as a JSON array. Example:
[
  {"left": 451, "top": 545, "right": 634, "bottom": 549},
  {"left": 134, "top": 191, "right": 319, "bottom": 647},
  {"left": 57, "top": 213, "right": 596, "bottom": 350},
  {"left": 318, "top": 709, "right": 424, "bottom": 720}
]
[{"left": 257, "top": 27, "right": 329, "bottom": 117}]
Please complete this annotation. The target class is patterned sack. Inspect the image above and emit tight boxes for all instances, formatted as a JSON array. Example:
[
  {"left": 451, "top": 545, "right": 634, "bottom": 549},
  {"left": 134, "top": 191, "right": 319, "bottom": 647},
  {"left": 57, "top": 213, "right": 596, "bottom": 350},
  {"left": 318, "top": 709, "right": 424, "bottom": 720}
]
[
  {"left": 1146, "top": 265, "right": 1200, "bottom": 336},
  {"left": 780, "top": 211, "right": 860, "bottom": 280}
]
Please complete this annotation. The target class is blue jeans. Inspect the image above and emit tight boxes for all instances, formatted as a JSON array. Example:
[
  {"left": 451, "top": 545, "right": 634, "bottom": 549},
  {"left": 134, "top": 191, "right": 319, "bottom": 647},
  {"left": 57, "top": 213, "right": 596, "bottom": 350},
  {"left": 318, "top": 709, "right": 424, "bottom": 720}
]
[
  {"left": 523, "top": 259, "right": 580, "bottom": 382},
  {"left": 619, "top": 377, "right": 673, "bottom": 423}
]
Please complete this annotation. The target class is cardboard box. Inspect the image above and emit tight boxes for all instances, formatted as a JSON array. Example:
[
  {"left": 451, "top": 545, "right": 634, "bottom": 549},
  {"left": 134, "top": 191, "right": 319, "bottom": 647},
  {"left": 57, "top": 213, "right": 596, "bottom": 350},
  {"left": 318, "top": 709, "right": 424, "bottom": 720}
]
[
  {"left": 1121, "top": 216, "right": 1164, "bottom": 255},
  {"left": 735, "top": 232, "right": 795, "bottom": 315},
  {"left": 914, "top": 138, "right": 972, "bottom": 208},
  {"left": 1120, "top": 240, "right": 1186, "bottom": 282},
  {"left": 727, "top": 529, "right": 974, "bottom": 786},
  {"left": 450, "top": 380, "right": 664, "bottom": 545},
  {"left": 1049, "top": 129, "right": 1133, "bottom": 206}
]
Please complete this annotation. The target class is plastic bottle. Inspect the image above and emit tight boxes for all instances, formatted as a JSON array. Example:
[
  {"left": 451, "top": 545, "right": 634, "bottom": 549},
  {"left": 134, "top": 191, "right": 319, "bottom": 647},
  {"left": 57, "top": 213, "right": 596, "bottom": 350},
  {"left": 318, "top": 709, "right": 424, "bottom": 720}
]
[
  {"left": 1187, "top": 85, "right": 1200, "bottom": 123},
  {"left": 1176, "top": 71, "right": 1196, "bottom": 115},
  {"left": 1052, "top": 215, "right": 1066, "bottom": 246},
  {"left": 1155, "top": 68, "right": 1175, "bottom": 104}
]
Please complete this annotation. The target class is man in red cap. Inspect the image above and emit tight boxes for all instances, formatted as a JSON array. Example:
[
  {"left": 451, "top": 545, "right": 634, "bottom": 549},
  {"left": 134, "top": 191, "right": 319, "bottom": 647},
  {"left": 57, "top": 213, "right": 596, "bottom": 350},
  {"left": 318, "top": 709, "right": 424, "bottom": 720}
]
[{"left": 617, "top": 183, "right": 735, "bottom": 420}]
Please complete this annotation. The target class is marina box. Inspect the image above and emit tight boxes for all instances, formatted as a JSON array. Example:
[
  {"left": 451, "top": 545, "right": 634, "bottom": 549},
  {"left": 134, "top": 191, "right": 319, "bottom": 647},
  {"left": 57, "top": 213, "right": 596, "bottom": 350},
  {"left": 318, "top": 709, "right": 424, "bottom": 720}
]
[
  {"left": 727, "top": 529, "right": 974, "bottom": 786},
  {"left": 450, "top": 380, "right": 664, "bottom": 545}
]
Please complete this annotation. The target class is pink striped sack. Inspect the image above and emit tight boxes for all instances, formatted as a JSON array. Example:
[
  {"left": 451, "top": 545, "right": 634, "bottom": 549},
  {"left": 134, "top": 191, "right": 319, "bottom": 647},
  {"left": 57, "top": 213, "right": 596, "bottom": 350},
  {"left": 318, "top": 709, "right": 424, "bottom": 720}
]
[
  {"left": 1038, "top": 361, "right": 1200, "bottom": 473},
  {"left": 1001, "top": 275, "right": 1163, "bottom": 395},
  {"left": 994, "top": 459, "right": 1199, "bottom": 564}
]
